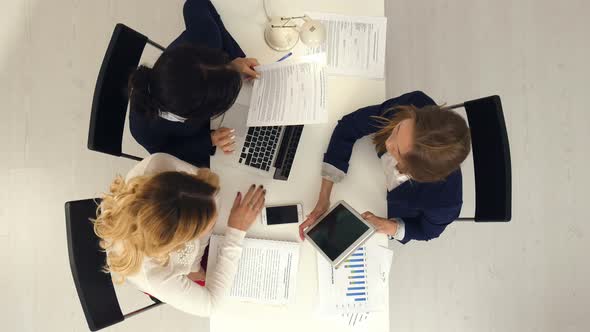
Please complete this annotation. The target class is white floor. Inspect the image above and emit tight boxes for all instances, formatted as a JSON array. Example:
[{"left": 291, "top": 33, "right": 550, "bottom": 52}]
[{"left": 1, "top": 0, "right": 589, "bottom": 331}]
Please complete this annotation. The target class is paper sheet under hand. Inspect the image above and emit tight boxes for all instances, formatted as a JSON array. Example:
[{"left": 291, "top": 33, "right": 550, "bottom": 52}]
[
  {"left": 247, "top": 54, "right": 327, "bottom": 126},
  {"left": 304, "top": 12, "right": 387, "bottom": 79},
  {"left": 207, "top": 235, "right": 300, "bottom": 305}
]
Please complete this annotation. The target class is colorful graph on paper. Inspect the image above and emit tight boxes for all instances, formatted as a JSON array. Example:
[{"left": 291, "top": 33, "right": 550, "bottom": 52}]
[
  {"left": 337, "top": 247, "right": 369, "bottom": 310},
  {"left": 317, "top": 246, "right": 379, "bottom": 313},
  {"left": 317, "top": 242, "right": 391, "bottom": 315}
]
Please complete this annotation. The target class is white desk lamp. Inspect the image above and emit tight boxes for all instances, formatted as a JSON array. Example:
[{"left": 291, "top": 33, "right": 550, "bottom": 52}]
[{"left": 264, "top": 15, "right": 326, "bottom": 51}]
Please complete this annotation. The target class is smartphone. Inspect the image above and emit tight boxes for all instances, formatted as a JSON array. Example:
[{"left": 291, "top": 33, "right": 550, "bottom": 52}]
[{"left": 261, "top": 204, "right": 303, "bottom": 226}]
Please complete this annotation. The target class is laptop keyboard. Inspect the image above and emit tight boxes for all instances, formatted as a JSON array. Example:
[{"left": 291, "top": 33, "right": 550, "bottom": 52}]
[
  {"left": 239, "top": 126, "right": 282, "bottom": 171},
  {"left": 273, "top": 125, "right": 303, "bottom": 180}
]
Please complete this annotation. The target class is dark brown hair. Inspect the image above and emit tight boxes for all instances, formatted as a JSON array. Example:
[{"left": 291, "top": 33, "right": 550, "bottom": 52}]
[
  {"left": 372, "top": 105, "right": 471, "bottom": 182},
  {"left": 128, "top": 44, "right": 242, "bottom": 126}
]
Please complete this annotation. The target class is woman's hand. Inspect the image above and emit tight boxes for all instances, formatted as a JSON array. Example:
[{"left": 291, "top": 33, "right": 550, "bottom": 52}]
[
  {"left": 298, "top": 196, "right": 330, "bottom": 241},
  {"left": 211, "top": 127, "right": 235, "bottom": 154},
  {"left": 230, "top": 57, "right": 260, "bottom": 79},
  {"left": 228, "top": 185, "right": 266, "bottom": 231},
  {"left": 361, "top": 211, "right": 398, "bottom": 236},
  {"left": 187, "top": 270, "right": 206, "bottom": 282},
  {"left": 299, "top": 179, "right": 334, "bottom": 241}
]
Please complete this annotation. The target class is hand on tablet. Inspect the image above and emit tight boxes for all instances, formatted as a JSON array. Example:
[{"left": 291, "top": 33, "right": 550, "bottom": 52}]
[
  {"left": 299, "top": 197, "right": 330, "bottom": 240},
  {"left": 361, "top": 211, "right": 398, "bottom": 236},
  {"left": 211, "top": 127, "right": 236, "bottom": 154}
]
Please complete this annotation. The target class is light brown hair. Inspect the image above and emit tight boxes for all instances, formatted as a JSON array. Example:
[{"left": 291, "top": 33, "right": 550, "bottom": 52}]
[
  {"left": 372, "top": 105, "right": 471, "bottom": 182},
  {"left": 93, "top": 170, "right": 219, "bottom": 282}
]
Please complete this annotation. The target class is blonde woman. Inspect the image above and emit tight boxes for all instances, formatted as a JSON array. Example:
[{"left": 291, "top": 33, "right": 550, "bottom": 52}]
[
  {"left": 300, "top": 91, "right": 471, "bottom": 244},
  {"left": 94, "top": 153, "right": 265, "bottom": 316}
]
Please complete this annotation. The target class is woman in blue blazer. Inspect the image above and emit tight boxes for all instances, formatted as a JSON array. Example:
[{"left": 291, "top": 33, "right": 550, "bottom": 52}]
[
  {"left": 128, "top": 0, "right": 258, "bottom": 167},
  {"left": 299, "top": 91, "right": 471, "bottom": 244}
]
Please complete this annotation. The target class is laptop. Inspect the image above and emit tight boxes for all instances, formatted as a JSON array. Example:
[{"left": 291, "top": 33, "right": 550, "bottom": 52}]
[{"left": 214, "top": 104, "right": 303, "bottom": 181}]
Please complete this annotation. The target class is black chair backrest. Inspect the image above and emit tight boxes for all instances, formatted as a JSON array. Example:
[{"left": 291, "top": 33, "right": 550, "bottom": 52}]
[
  {"left": 463, "top": 95, "right": 512, "bottom": 221},
  {"left": 65, "top": 199, "right": 124, "bottom": 331},
  {"left": 88, "top": 23, "right": 148, "bottom": 158}
]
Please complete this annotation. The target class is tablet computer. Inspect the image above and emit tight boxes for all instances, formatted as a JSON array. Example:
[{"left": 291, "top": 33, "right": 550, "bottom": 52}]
[{"left": 304, "top": 201, "right": 375, "bottom": 268}]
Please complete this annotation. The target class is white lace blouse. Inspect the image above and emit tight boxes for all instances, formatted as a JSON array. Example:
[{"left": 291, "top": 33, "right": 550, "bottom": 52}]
[{"left": 111, "top": 153, "right": 245, "bottom": 316}]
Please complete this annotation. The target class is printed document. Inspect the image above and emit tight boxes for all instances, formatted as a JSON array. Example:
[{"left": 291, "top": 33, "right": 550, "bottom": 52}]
[
  {"left": 247, "top": 54, "right": 327, "bottom": 126},
  {"left": 305, "top": 12, "right": 387, "bottom": 79},
  {"left": 207, "top": 235, "right": 300, "bottom": 305},
  {"left": 316, "top": 242, "right": 393, "bottom": 315}
]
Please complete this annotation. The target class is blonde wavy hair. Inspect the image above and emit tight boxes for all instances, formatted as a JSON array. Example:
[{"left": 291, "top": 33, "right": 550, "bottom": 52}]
[
  {"left": 93, "top": 169, "right": 220, "bottom": 282},
  {"left": 372, "top": 104, "right": 471, "bottom": 182}
]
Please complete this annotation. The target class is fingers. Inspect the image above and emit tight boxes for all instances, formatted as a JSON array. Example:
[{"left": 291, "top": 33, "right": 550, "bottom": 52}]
[
  {"left": 231, "top": 192, "right": 242, "bottom": 210},
  {"left": 213, "top": 129, "right": 235, "bottom": 144},
  {"left": 298, "top": 223, "right": 306, "bottom": 241},
  {"left": 217, "top": 135, "right": 235, "bottom": 149},
  {"left": 298, "top": 217, "right": 315, "bottom": 240},
  {"left": 241, "top": 184, "right": 259, "bottom": 206},
  {"left": 361, "top": 211, "right": 375, "bottom": 220},
  {"left": 253, "top": 193, "right": 265, "bottom": 212},
  {"left": 242, "top": 66, "right": 260, "bottom": 79},
  {"left": 214, "top": 127, "right": 234, "bottom": 136},
  {"left": 212, "top": 128, "right": 236, "bottom": 153},
  {"left": 246, "top": 58, "right": 260, "bottom": 67},
  {"left": 250, "top": 186, "right": 266, "bottom": 208},
  {"left": 223, "top": 145, "right": 235, "bottom": 154}
]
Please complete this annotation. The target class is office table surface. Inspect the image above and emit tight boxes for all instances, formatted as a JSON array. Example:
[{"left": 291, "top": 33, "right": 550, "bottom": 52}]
[{"left": 209, "top": 0, "right": 387, "bottom": 331}]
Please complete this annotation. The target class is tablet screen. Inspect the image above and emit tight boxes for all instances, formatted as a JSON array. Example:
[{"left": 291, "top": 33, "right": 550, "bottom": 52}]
[{"left": 306, "top": 203, "right": 369, "bottom": 261}]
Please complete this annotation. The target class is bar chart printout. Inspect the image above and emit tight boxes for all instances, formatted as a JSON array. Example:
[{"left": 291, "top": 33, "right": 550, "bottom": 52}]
[{"left": 317, "top": 246, "right": 384, "bottom": 314}]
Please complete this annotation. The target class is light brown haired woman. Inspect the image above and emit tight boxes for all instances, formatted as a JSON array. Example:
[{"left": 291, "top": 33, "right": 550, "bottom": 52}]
[
  {"left": 299, "top": 91, "right": 470, "bottom": 244},
  {"left": 94, "top": 153, "right": 265, "bottom": 316}
]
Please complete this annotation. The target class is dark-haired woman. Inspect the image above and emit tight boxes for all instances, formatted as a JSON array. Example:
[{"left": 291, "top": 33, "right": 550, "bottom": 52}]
[
  {"left": 129, "top": 0, "right": 258, "bottom": 167},
  {"left": 299, "top": 91, "right": 471, "bottom": 244}
]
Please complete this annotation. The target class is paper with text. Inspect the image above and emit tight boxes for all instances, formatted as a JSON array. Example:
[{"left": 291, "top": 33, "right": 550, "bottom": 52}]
[
  {"left": 207, "top": 235, "right": 300, "bottom": 305},
  {"left": 247, "top": 55, "right": 327, "bottom": 126},
  {"left": 316, "top": 242, "right": 392, "bottom": 315},
  {"left": 304, "top": 12, "right": 387, "bottom": 79}
]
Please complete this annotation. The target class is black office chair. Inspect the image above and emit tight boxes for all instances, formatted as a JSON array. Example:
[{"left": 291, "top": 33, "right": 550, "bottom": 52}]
[
  {"left": 88, "top": 23, "right": 165, "bottom": 161},
  {"left": 65, "top": 199, "right": 162, "bottom": 331},
  {"left": 449, "top": 95, "right": 512, "bottom": 222}
]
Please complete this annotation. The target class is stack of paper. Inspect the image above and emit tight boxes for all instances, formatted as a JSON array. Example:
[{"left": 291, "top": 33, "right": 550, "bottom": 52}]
[
  {"left": 207, "top": 235, "right": 300, "bottom": 305},
  {"left": 304, "top": 12, "right": 387, "bottom": 79},
  {"left": 316, "top": 243, "right": 393, "bottom": 330},
  {"left": 247, "top": 54, "right": 327, "bottom": 126}
]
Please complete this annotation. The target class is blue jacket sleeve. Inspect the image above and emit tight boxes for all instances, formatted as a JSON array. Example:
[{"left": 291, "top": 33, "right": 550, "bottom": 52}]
[
  {"left": 163, "top": 133, "right": 215, "bottom": 168},
  {"left": 323, "top": 91, "right": 435, "bottom": 174},
  {"left": 183, "top": 0, "right": 245, "bottom": 59},
  {"left": 398, "top": 204, "right": 461, "bottom": 244}
]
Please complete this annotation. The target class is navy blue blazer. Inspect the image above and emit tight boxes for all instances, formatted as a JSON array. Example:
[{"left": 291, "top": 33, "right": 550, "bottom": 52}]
[
  {"left": 130, "top": 0, "right": 246, "bottom": 168},
  {"left": 323, "top": 91, "right": 463, "bottom": 244}
]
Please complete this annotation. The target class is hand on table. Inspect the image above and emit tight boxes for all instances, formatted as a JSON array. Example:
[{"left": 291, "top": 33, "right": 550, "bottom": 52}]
[
  {"left": 211, "top": 127, "right": 236, "bottom": 154},
  {"left": 228, "top": 185, "right": 266, "bottom": 231},
  {"left": 230, "top": 57, "right": 260, "bottom": 79},
  {"left": 361, "top": 211, "right": 398, "bottom": 236},
  {"left": 298, "top": 197, "right": 330, "bottom": 241}
]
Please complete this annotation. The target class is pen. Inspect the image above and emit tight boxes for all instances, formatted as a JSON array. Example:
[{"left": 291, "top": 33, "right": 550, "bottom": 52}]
[{"left": 276, "top": 52, "right": 293, "bottom": 62}]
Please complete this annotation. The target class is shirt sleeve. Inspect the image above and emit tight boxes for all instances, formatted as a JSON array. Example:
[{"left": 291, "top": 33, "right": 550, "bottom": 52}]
[
  {"left": 145, "top": 227, "right": 246, "bottom": 317},
  {"left": 191, "top": 230, "right": 213, "bottom": 273},
  {"left": 388, "top": 218, "right": 406, "bottom": 241},
  {"left": 321, "top": 162, "right": 346, "bottom": 183},
  {"left": 396, "top": 205, "right": 461, "bottom": 244}
]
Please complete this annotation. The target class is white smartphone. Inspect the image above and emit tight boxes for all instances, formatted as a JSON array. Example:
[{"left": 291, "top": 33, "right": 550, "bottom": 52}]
[{"left": 261, "top": 203, "right": 303, "bottom": 226}]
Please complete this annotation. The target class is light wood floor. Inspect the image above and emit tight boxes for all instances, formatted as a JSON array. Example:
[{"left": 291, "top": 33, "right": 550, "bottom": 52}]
[{"left": 1, "top": 0, "right": 588, "bottom": 331}]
